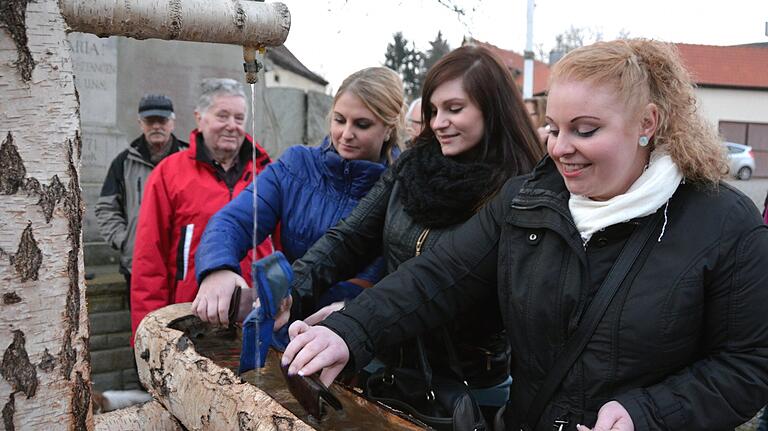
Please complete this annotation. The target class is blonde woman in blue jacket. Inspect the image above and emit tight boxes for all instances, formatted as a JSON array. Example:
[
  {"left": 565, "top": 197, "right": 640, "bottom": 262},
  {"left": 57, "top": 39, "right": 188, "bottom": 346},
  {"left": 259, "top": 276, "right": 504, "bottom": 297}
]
[{"left": 192, "top": 67, "right": 404, "bottom": 326}]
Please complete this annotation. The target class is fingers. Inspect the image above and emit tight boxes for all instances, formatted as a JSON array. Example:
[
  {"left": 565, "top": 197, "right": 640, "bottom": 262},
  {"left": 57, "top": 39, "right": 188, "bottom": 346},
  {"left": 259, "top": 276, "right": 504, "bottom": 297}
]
[
  {"left": 206, "top": 294, "right": 222, "bottom": 326},
  {"left": 191, "top": 296, "right": 202, "bottom": 316},
  {"left": 302, "top": 309, "right": 325, "bottom": 326},
  {"left": 284, "top": 326, "right": 348, "bottom": 379},
  {"left": 217, "top": 293, "right": 229, "bottom": 326},
  {"left": 303, "top": 301, "right": 344, "bottom": 326},
  {"left": 282, "top": 321, "right": 311, "bottom": 366},
  {"left": 318, "top": 360, "right": 346, "bottom": 387},
  {"left": 192, "top": 270, "right": 242, "bottom": 326},
  {"left": 288, "top": 320, "right": 309, "bottom": 342},
  {"left": 233, "top": 273, "right": 249, "bottom": 289},
  {"left": 583, "top": 400, "right": 634, "bottom": 431}
]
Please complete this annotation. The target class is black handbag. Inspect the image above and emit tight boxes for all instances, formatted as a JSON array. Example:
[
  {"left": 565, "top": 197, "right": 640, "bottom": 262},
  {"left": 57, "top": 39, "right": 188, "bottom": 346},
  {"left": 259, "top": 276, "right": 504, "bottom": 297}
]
[{"left": 367, "top": 335, "right": 488, "bottom": 431}]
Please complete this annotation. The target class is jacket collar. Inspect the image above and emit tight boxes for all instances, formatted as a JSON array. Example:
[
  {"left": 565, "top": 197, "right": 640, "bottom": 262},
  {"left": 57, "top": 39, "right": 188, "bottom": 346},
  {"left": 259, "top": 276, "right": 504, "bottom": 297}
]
[
  {"left": 129, "top": 134, "right": 186, "bottom": 166},
  {"left": 512, "top": 156, "right": 571, "bottom": 212},
  {"left": 188, "top": 129, "right": 260, "bottom": 168},
  {"left": 320, "top": 137, "right": 389, "bottom": 198},
  {"left": 508, "top": 156, "right": 586, "bottom": 260}
]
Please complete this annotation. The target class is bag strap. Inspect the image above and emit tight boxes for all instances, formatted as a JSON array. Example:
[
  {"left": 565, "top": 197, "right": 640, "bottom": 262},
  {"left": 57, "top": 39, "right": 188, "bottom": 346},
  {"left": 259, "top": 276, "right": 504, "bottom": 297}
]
[
  {"left": 523, "top": 210, "right": 664, "bottom": 429},
  {"left": 410, "top": 331, "right": 467, "bottom": 396},
  {"left": 414, "top": 337, "right": 436, "bottom": 397},
  {"left": 439, "top": 328, "right": 468, "bottom": 384}
]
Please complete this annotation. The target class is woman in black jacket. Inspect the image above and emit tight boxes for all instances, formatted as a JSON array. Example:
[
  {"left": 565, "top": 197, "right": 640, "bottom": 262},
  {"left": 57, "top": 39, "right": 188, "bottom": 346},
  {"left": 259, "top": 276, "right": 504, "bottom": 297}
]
[
  {"left": 283, "top": 39, "right": 768, "bottom": 430},
  {"left": 286, "top": 45, "right": 544, "bottom": 422}
]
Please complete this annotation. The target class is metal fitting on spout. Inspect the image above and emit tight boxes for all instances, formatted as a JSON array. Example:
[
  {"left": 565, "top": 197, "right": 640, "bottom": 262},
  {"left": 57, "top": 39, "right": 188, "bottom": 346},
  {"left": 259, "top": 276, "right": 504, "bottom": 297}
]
[{"left": 243, "top": 45, "right": 265, "bottom": 84}]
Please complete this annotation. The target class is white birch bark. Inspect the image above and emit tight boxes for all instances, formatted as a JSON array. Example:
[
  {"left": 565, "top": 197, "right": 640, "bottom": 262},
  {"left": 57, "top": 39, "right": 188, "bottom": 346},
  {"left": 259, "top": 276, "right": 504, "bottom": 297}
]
[
  {"left": 60, "top": 0, "right": 290, "bottom": 48},
  {"left": 134, "top": 303, "right": 314, "bottom": 431},
  {"left": 94, "top": 401, "right": 183, "bottom": 431},
  {"left": 0, "top": 0, "right": 92, "bottom": 429}
]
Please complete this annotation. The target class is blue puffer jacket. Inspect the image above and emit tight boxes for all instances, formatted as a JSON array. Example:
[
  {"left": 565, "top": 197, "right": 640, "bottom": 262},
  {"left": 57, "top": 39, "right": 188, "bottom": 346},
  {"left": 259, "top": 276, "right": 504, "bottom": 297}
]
[{"left": 195, "top": 139, "right": 389, "bottom": 306}]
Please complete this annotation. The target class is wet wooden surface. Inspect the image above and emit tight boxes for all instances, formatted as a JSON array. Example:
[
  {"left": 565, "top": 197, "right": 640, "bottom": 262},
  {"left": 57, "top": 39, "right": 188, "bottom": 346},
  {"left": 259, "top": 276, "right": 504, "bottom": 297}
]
[{"left": 170, "top": 315, "right": 426, "bottom": 431}]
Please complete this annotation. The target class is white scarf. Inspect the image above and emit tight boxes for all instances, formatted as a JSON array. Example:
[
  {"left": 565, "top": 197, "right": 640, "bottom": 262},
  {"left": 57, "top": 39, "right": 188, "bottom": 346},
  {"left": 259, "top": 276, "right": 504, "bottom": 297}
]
[{"left": 569, "top": 150, "right": 683, "bottom": 244}]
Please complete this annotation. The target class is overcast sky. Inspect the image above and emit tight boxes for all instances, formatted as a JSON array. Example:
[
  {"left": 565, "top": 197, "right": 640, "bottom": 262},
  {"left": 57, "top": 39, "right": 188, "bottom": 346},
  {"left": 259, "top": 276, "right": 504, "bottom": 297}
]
[{"left": 278, "top": 0, "right": 767, "bottom": 92}]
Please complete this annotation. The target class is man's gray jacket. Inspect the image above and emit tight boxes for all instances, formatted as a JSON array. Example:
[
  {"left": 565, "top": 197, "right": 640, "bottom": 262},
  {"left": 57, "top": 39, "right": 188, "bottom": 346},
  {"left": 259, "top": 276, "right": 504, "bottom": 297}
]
[{"left": 95, "top": 134, "right": 187, "bottom": 274}]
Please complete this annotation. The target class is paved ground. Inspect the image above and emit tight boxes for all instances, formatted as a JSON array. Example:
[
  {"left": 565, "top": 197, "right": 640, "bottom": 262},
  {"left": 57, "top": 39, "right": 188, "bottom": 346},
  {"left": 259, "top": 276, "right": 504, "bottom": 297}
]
[{"left": 724, "top": 177, "right": 768, "bottom": 211}]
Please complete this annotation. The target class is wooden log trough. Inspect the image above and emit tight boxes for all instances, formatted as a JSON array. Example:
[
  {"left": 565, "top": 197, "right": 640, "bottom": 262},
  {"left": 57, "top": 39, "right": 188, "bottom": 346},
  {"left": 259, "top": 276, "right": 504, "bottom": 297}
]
[{"left": 134, "top": 303, "right": 427, "bottom": 431}]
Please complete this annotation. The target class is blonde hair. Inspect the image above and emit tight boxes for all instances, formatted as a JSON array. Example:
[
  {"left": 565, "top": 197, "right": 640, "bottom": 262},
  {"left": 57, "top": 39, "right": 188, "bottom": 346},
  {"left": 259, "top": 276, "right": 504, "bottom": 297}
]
[
  {"left": 331, "top": 67, "right": 405, "bottom": 162},
  {"left": 549, "top": 39, "right": 727, "bottom": 184}
]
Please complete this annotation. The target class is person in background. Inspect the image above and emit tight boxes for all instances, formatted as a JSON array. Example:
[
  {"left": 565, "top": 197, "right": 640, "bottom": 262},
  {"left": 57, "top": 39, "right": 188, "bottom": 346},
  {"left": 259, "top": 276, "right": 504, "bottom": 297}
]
[
  {"left": 283, "top": 39, "right": 768, "bottom": 431},
  {"left": 130, "top": 78, "right": 272, "bottom": 341},
  {"left": 96, "top": 94, "right": 188, "bottom": 297},
  {"left": 525, "top": 95, "right": 549, "bottom": 145},
  {"left": 404, "top": 97, "right": 423, "bottom": 148},
  {"left": 764, "top": 189, "right": 768, "bottom": 224},
  {"left": 283, "top": 45, "right": 544, "bottom": 424},
  {"left": 192, "top": 67, "right": 405, "bottom": 326}
]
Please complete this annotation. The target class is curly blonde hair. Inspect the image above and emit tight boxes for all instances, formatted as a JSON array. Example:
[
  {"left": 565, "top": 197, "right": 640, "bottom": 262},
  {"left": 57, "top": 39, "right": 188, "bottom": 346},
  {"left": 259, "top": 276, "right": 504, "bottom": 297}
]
[{"left": 549, "top": 39, "right": 727, "bottom": 184}]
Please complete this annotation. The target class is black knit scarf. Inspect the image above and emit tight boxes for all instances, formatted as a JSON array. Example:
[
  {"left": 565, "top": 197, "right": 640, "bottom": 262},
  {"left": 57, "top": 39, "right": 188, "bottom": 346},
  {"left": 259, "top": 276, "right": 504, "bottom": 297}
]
[{"left": 394, "top": 140, "right": 505, "bottom": 228}]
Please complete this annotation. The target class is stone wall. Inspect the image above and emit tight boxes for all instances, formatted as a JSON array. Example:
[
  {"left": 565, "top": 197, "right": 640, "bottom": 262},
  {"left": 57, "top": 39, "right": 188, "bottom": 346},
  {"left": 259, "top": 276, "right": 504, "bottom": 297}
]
[
  {"left": 70, "top": 33, "right": 332, "bottom": 390},
  {"left": 87, "top": 273, "right": 138, "bottom": 391}
]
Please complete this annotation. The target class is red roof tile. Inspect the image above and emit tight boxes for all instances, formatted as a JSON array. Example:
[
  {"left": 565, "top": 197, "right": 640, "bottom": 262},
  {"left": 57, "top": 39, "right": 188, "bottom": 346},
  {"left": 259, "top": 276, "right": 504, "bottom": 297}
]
[
  {"left": 466, "top": 39, "right": 550, "bottom": 95},
  {"left": 467, "top": 39, "right": 768, "bottom": 92},
  {"left": 674, "top": 43, "right": 768, "bottom": 89}
]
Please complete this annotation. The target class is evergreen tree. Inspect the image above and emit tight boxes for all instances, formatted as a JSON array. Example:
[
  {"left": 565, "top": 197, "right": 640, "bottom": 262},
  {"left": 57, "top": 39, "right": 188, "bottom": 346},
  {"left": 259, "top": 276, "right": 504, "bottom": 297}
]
[
  {"left": 424, "top": 31, "right": 451, "bottom": 72},
  {"left": 384, "top": 32, "right": 424, "bottom": 100}
]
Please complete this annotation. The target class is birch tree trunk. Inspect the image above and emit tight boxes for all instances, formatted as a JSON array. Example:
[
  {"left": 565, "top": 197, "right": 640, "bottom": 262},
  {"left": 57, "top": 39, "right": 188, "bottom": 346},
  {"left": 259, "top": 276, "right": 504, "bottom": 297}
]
[
  {"left": 135, "top": 304, "right": 314, "bottom": 431},
  {"left": 0, "top": 0, "right": 92, "bottom": 429}
]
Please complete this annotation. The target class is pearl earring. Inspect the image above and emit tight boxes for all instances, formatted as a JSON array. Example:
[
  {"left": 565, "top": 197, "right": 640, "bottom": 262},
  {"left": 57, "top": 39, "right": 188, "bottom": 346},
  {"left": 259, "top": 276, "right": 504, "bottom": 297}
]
[{"left": 639, "top": 136, "right": 649, "bottom": 147}]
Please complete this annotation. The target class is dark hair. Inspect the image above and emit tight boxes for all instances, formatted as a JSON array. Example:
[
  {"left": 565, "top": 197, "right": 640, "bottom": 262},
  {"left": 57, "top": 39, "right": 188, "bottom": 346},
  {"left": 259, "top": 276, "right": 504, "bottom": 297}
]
[
  {"left": 418, "top": 45, "right": 544, "bottom": 180},
  {"left": 524, "top": 95, "right": 547, "bottom": 129}
]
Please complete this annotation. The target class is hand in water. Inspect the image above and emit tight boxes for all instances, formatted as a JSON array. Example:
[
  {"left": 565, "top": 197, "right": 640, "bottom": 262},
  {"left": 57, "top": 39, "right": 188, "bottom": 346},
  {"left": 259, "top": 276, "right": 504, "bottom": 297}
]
[
  {"left": 192, "top": 269, "right": 249, "bottom": 326},
  {"left": 575, "top": 401, "right": 634, "bottom": 431},
  {"left": 303, "top": 301, "right": 344, "bottom": 326},
  {"left": 281, "top": 321, "right": 349, "bottom": 387}
]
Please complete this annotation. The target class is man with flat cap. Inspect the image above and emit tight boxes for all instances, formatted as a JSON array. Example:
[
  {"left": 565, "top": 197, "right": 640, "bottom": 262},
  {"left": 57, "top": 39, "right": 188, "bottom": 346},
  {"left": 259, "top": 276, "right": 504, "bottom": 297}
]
[{"left": 96, "top": 94, "right": 188, "bottom": 295}]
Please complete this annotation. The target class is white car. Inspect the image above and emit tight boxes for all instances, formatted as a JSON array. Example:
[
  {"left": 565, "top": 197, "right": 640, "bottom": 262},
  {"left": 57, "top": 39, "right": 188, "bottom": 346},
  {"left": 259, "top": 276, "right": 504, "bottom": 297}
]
[{"left": 724, "top": 142, "right": 755, "bottom": 180}]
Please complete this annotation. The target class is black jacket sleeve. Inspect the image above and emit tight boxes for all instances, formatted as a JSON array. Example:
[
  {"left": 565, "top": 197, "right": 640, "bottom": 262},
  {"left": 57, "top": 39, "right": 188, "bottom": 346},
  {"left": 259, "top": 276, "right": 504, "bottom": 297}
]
[
  {"left": 320, "top": 177, "right": 518, "bottom": 371},
  {"left": 289, "top": 168, "right": 395, "bottom": 319}
]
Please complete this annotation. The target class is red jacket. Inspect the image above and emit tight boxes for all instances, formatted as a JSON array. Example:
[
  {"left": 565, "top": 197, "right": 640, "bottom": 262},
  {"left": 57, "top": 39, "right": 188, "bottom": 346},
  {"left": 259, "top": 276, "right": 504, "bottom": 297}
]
[{"left": 130, "top": 130, "right": 272, "bottom": 340}]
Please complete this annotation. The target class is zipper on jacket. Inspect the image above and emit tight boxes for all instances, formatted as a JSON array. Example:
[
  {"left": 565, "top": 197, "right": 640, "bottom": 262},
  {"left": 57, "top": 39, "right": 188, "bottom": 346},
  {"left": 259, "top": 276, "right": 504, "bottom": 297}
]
[
  {"left": 137, "top": 177, "right": 142, "bottom": 205},
  {"left": 343, "top": 161, "right": 351, "bottom": 193},
  {"left": 415, "top": 228, "right": 431, "bottom": 256}
]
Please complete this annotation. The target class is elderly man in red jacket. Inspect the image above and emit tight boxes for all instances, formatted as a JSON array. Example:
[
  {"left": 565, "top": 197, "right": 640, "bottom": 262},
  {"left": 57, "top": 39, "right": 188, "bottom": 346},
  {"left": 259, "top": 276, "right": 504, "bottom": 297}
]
[{"left": 130, "top": 78, "right": 273, "bottom": 341}]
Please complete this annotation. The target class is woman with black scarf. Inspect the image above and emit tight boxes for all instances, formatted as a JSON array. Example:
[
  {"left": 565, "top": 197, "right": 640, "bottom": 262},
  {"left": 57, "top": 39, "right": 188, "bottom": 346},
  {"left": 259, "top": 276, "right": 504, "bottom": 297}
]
[{"left": 286, "top": 45, "right": 544, "bottom": 426}]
